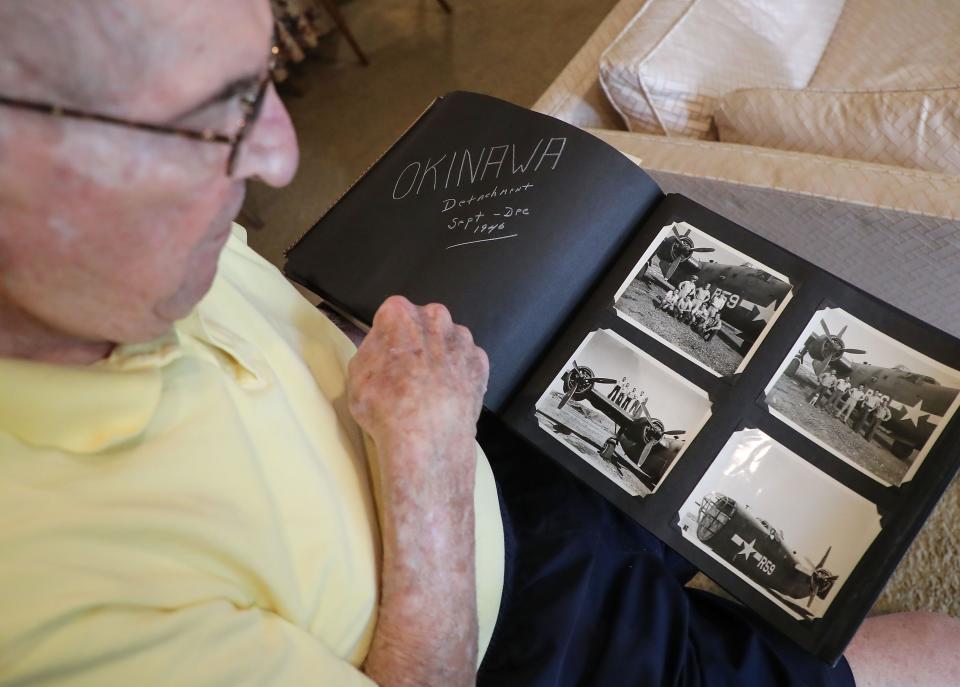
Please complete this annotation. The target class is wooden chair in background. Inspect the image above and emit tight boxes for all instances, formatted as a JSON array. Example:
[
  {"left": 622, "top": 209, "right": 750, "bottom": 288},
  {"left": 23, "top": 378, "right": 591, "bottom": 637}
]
[{"left": 318, "top": 0, "right": 452, "bottom": 66}]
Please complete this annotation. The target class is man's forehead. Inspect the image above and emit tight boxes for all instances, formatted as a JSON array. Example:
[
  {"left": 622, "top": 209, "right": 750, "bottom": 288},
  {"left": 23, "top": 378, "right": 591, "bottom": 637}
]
[{"left": 0, "top": 0, "right": 272, "bottom": 119}]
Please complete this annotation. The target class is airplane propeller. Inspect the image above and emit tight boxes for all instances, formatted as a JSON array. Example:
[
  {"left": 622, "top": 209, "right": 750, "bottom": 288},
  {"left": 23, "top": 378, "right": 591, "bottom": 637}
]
[
  {"left": 803, "top": 545, "right": 836, "bottom": 608},
  {"left": 663, "top": 224, "right": 714, "bottom": 280},
  {"left": 558, "top": 362, "right": 616, "bottom": 409},
  {"left": 813, "top": 320, "right": 866, "bottom": 373},
  {"left": 634, "top": 402, "right": 686, "bottom": 465}
]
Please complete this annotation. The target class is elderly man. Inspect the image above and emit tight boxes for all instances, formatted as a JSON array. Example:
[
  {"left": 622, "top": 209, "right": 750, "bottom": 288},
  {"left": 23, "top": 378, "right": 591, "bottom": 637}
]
[{"left": 0, "top": 3, "right": 957, "bottom": 686}]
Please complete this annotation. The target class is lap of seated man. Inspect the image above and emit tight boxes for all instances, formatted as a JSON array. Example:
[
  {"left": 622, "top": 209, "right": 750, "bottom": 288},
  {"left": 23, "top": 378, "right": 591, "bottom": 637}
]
[{"left": 0, "top": 2, "right": 956, "bottom": 686}]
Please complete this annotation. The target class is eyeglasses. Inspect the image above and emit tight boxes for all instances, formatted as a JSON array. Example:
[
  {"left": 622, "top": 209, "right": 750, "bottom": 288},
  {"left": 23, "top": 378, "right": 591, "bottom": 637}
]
[{"left": 0, "top": 40, "right": 280, "bottom": 177}]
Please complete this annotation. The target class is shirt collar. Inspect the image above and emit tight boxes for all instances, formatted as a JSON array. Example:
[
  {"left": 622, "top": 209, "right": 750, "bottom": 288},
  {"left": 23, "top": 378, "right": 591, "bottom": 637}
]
[
  {"left": 0, "top": 344, "right": 167, "bottom": 455},
  {"left": 0, "top": 308, "right": 268, "bottom": 454}
]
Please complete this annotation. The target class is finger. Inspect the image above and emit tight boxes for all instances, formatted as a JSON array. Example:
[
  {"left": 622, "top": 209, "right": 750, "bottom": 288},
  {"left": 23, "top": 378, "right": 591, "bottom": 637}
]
[
  {"left": 422, "top": 302, "right": 453, "bottom": 333},
  {"left": 473, "top": 345, "right": 490, "bottom": 384},
  {"left": 452, "top": 324, "right": 474, "bottom": 346},
  {"left": 468, "top": 346, "right": 490, "bottom": 416},
  {"left": 444, "top": 325, "right": 473, "bottom": 369},
  {"left": 371, "top": 295, "right": 423, "bottom": 348},
  {"left": 372, "top": 295, "right": 415, "bottom": 329}
]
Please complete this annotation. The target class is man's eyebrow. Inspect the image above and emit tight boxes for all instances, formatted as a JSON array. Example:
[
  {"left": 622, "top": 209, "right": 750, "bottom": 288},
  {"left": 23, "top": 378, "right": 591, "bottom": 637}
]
[{"left": 170, "top": 72, "right": 262, "bottom": 122}]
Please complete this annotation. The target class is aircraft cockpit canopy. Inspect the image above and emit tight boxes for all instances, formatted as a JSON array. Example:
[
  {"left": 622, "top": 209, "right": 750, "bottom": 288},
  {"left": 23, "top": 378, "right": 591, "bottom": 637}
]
[{"left": 696, "top": 492, "right": 737, "bottom": 543}]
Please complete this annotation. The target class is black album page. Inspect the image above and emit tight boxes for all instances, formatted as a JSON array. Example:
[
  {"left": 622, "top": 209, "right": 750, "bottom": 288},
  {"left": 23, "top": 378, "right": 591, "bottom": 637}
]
[
  {"left": 502, "top": 193, "right": 960, "bottom": 664},
  {"left": 286, "top": 91, "right": 662, "bottom": 410}
]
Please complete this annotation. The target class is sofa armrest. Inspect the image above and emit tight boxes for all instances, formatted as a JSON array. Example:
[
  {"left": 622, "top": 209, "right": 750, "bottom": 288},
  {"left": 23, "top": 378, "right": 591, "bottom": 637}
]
[
  {"left": 587, "top": 128, "right": 960, "bottom": 339},
  {"left": 532, "top": 0, "right": 647, "bottom": 129}
]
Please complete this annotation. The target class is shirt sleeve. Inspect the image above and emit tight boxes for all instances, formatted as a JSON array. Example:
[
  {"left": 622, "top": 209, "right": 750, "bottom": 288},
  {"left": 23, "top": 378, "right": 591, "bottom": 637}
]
[{"left": 6, "top": 600, "right": 379, "bottom": 687}]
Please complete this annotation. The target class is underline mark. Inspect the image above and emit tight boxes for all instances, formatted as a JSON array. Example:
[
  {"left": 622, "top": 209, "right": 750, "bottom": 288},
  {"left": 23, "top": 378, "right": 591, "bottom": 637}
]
[{"left": 446, "top": 234, "right": 519, "bottom": 250}]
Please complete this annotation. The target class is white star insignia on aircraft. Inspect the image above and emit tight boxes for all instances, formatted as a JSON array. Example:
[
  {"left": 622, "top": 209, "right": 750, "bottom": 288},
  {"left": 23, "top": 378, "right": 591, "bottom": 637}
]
[
  {"left": 732, "top": 534, "right": 758, "bottom": 561},
  {"left": 751, "top": 300, "right": 779, "bottom": 324},
  {"left": 899, "top": 399, "right": 928, "bottom": 427}
]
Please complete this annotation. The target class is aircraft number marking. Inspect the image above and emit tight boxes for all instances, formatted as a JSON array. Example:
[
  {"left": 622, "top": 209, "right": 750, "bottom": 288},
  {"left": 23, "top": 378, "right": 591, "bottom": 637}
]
[
  {"left": 755, "top": 555, "right": 776, "bottom": 576},
  {"left": 707, "top": 286, "right": 740, "bottom": 309}
]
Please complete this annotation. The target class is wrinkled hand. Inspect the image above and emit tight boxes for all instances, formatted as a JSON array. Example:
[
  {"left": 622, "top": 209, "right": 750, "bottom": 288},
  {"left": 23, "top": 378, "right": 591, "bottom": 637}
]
[
  {"left": 347, "top": 295, "right": 489, "bottom": 451},
  {"left": 350, "top": 297, "right": 488, "bottom": 687}
]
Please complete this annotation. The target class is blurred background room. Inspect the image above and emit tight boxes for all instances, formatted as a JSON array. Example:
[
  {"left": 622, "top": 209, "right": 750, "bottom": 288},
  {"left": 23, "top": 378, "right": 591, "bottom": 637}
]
[{"left": 244, "top": 0, "right": 619, "bottom": 268}]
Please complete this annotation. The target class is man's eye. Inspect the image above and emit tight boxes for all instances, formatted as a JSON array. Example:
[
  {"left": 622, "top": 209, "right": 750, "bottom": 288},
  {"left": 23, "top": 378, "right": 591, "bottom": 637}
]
[{"left": 177, "top": 98, "right": 243, "bottom": 134}]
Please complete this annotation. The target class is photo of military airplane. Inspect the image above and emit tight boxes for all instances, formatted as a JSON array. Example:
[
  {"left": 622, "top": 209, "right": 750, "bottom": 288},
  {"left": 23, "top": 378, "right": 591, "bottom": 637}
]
[
  {"left": 539, "top": 362, "right": 686, "bottom": 489},
  {"left": 634, "top": 223, "right": 792, "bottom": 354},
  {"left": 691, "top": 492, "right": 837, "bottom": 615},
  {"left": 678, "top": 428, "right": 882, "bottom": 621},
  {"left": 535, "top": 330, "right": 711, "bottom": 496},
  {"left": 785, "top": 318, "right": 960, "bottom": 461}
]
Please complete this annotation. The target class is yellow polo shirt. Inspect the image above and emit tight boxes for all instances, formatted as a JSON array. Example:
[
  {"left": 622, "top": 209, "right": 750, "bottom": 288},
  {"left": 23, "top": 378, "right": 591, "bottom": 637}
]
[{"left": 0, "top": 227, "right": 504, "bottom": 686}]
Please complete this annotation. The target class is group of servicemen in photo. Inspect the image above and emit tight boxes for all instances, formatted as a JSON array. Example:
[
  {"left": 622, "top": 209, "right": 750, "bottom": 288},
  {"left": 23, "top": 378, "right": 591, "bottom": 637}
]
[
  {"left": 806, "top": 369, "right": 895, "bottom": 443},
  {"left": 654, "top": 276, "right": 725, "bottom": 341},
  {"left": 607, "top": 377, "right": 648, "bottom": 417}
]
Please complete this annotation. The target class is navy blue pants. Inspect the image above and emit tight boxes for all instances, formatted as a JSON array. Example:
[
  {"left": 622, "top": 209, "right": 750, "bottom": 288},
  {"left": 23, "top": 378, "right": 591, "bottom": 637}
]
[{"left": 476, "top": 416, "right": 855, "bottom": 687}]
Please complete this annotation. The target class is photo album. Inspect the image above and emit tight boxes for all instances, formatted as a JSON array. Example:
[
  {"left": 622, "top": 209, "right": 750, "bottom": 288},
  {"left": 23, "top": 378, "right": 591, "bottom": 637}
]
[{"left": 285, "top": 92, "right": 960, "bottom": 664}]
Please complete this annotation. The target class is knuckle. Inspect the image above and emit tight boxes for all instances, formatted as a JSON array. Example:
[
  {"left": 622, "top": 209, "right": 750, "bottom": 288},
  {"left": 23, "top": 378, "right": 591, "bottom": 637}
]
[
  {"left": 478, "top": 349, "right": 490, "bottom": 375},
  {"left": 376, "top": 295, "right": 412, "bottom": 322},
  {"left": 424, "top": 302, "right": 452, "bottom": 323},
  {"left": 384, "top": 294, "right": 411, "bottom": 309},
  {"left": 472, "top": 346, "right": 490, "bottom": 378}
]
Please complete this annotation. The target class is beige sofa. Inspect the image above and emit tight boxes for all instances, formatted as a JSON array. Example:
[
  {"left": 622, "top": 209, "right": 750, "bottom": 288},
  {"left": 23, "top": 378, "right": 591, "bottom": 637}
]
[
  {"left": 535, "top": 0, "right": 960, "bottom": 338},
  {"left": 535, "top": 0, "right": 960, "bottom": 617}
]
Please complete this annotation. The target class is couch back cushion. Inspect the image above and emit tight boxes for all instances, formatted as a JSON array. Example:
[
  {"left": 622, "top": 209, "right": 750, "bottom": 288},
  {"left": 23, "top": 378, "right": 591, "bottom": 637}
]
[
  {"left": 810, "top": 0, "right": 960, "bottom": 91},
  {"left": 599, "top": 0, "right": 845, "bottom": 139},
  {"left": 714, "top": 87, "right": 960, "bottom": 176}
]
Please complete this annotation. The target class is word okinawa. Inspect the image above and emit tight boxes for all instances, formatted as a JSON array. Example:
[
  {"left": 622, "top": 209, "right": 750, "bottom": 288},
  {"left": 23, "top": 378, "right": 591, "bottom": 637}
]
[{"left": 392, "top": 137, "right": 567, "bottom": 200}]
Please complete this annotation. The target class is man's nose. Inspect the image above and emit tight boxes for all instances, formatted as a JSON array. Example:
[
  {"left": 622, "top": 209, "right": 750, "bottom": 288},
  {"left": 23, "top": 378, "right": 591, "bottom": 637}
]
[{"left": 232, "top": 82, "right": 300, "bottom": 187}]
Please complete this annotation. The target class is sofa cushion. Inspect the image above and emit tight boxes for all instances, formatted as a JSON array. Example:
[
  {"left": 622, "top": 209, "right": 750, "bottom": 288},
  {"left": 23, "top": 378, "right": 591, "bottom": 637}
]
[
  {"left": 598, "top": 0, "right": 845, "bottom": 139},
  {"left": 533, "top": 0, "right": 650, "bottom": 129},
  {"left": 715, "top": 87, "right": 960, "bottom": 176},
  {"left": 810, "top": 0, "right": 960, "bottom": 91}
]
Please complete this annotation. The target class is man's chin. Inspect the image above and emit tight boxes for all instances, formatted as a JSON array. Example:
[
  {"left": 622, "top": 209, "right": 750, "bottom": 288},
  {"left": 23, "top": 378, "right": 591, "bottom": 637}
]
[
  {"left": 154, "top": 208, "right": 236, "bottom": 328},
  {"left": 155, "top": 259, "right": 221, "bottom": 324}
]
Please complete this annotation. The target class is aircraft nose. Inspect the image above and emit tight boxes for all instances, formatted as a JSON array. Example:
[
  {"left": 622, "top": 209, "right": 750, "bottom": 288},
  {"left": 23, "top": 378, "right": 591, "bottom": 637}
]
[{"left": 696, "top": 494, "right": 731, "bottom": 542}]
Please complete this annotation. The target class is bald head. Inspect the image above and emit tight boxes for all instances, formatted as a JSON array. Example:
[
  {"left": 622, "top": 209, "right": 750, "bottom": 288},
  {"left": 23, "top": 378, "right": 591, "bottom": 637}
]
[
  {"left": 1, "top": 2, "right": 147, "bottom": 108},
  {"left": 0, "top": 0, "right": 299, "bottom": 363},
  {"left": 0, "top": 0, "right": 270, "bottom": 118}
]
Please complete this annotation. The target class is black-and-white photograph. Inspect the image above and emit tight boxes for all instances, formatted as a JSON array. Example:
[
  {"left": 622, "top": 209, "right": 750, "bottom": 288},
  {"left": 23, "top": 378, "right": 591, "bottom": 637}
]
[
  {"left": 614, "top": 222, "right": 793, "bottom": 377},
  {"left": 764, "top": 307, "right": 960, "bottom": 486},
  {"left": 678, "top": 429, "right": 881, "bottom": 620},
  {"left": 534, "top": 329, "right": 712, "bottom": 496}
]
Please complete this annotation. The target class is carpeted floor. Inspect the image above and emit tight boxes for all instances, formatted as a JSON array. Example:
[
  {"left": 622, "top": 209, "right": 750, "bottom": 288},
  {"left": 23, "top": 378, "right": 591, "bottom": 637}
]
[
  {"left": 244, "top": 0, "right": 622, "bottom": 270},
  {"left": 872, "top": 474, "right": 959, "bottom": 616},
  {"left": 246, "top": 0, "right": 958, "bottom": 622}
]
